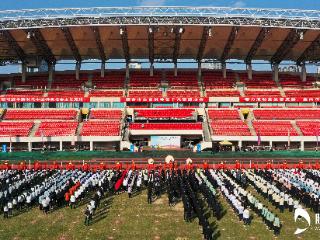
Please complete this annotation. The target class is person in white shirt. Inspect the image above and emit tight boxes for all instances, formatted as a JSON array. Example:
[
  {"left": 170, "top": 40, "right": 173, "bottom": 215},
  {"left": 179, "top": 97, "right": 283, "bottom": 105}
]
[
  {"left": 42, "top": 198, "right": 48, "bottom": 214},
  {"left": 7, "top": 200, "right": 13, "bottom": 216},
  {"left": 26, "top": 194, "right": 32, "bottom": 208},
  {"left": 70, "top": 195, "right": 76, "bottom": 209},
  {"left": 3, "top": 205, "right": 9, "bottom": 218},
  {"left": 243, "top": 208, "right": 250, "bottom": 225}
]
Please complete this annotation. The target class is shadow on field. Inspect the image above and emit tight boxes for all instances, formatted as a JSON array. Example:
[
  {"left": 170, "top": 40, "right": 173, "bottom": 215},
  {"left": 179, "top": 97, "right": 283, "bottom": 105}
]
[{"left": 90, "top": 196, "right": 114, "bottom": 225}]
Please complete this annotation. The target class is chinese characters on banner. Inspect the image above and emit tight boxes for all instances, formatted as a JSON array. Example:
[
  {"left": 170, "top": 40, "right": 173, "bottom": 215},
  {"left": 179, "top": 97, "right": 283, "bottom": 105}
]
[
  {"left": 239, "top": 97, "right": 320, "bottom": 103},
  {"left": 120, "top": 97, "right": 209, "bottom": 102},
  {"left": 0, "top": 97, "right": 90, "bottom": 102}
]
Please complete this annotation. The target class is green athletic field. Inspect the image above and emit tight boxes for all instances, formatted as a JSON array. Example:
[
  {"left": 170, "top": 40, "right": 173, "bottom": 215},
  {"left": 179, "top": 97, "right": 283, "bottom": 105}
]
[{"left": 0, "top": 189, "right": 317, "bottom": 240}]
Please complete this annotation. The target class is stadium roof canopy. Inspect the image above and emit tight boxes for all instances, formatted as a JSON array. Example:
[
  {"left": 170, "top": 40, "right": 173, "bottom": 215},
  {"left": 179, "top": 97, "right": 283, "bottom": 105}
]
[{"left": 0, "top": 6, "right": 320, "bottom": 65}]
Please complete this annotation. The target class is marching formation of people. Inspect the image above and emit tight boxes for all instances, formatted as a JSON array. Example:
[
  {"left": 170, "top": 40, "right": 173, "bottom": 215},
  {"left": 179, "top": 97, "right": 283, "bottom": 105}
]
[{"left": 0, "top": 157, "right": 319, "bottom": 240}]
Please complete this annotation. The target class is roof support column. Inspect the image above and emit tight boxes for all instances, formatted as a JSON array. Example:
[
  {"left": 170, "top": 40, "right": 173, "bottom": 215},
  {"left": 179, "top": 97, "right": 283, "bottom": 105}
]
[
  {"left": 125, "top": 63, "right": 130, "bottom": 79},
  {"left": 101, "top": 61, "right": 105, "bottom": 78},
  {"left": 90, "top": 141, "right": 93, "bottom": 151},
  {"left": 75, "top": 61, "right": 81, "bottom": 80},
  {"left": 48, "top": 63, "right": 54, "bottom": 83},
  {"left": 174, "top": 62, "right": 178, "bottom": 77},
  {"left": 222, "top": 62, "right": 227, "bottom": 79},
  {"left": 28, "top": 142, "right": 32, "bottom": 152},
  {"left": 272, "top": 63, "right": 279, "bottom": 82},
  {"left": 21, "top": 62, "right": 27, "bottom": 83},
  {"left": 300, "top": 63, "right": 307, "bottom": 82},
  {"left": 247, "top": 63, "right": 253, "bottom": 80},
  {"left": 300, "top": 141, "right": 304, "bottom": 151},
  {"left": 197, "top": 61, "right": 202, "bottom": 79},
  {"left": 150, "top": 63, "right": 154, "bottom": 77}
]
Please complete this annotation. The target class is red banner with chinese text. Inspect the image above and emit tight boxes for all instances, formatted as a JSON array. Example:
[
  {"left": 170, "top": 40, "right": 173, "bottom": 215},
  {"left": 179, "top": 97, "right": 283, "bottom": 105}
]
[
  {"left": 239, "top": 97, "right": 320, "bottom": 103},
  {"left": 0, "top": 97, "right": 90, "bottom": 102},
  {"left": 120, "top": 97, "right": 209, "bottom": 103}
]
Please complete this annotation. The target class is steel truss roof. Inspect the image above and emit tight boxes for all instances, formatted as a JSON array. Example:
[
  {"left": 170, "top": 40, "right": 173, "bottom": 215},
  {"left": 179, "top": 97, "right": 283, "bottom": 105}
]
[
  {"left": 0, "top": 7, "right": 319, "bottom": 30},
  {"left": 0, "top": 7, "right": 319, "bottom": 65}
]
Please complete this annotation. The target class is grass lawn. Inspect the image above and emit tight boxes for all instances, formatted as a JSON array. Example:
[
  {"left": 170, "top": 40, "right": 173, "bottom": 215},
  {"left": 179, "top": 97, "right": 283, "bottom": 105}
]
[{"left": 0, "top": 188, "right": 317, "bottom": 240}]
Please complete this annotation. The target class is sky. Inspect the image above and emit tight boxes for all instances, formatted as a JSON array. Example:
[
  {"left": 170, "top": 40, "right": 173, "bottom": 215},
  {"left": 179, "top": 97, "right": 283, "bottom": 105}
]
[
  {"left": 0, "top": 0, "right": 319, "bottom": 11},
  {"left": 0, "top": 0, "right": 319, "bottom": 73}
]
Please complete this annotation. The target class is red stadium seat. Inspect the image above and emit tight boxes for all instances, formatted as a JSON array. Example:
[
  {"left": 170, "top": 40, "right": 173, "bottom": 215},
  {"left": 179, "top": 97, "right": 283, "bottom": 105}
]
[
  {"left": 296, "top": 121, "right": 320, "bottom": 136},
  {"left": 238, "top": 73, "right": 277, "bottom": 89},
  {"left": 4, "top": 109, "right": 78, "bottom": 120},
  {"left": 81, "top": 121, "right": 120, "bottom": 136},
  {"left": 89, "top": 90, "right": 124, "bottom": 97},
  {"left": 35, "top": 121, "right": 78, "bottom": 137},
  {"left": 128, "top": 90, "right": 163, "bottom": 98},
  {"left": 252, "top": 120, "right": 298, "bottom": 136},
  {"left": 91, "top": 71, "right": 125, "bottom": 89},
  {"left": 253, "top": 109, "right": 320, "bottom": 120},
  {"left": 90, "top": 109, "right": 122, "bottom": 120},
  {"left": 208, "top": 109, "right": 240, "bottom": 120},
  {"left": 0, "top": 122, "right": 34, "bottom": 137},
  {"left": 210, "top": 120, "right": 251, "bottom": 136}
]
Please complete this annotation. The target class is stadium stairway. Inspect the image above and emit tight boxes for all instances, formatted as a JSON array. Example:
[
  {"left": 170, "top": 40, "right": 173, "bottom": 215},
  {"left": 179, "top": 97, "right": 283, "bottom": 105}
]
[
  {"left": 234, "top": 73, "right": 245, "bottom": 97},
  {"left": 238, "top": 109, "right": 245, "bottom": 121},
  {"left": 29, "top": 122, "right": 40, "bottom": 137},
  {"left": 122, "top": 126, "right": 130, "bottom": 141},
  {"left": 274, "top": 75, "right": 286, "bottom": 97},
  {"left": 124, "top": 73, "right": 130, "bottom": 97},
  {"left": 202, "top": 120, "right": 211, "bottom": 142},
  {"left": 204, "top": 109, "right": 213, "bottom": 140},
  {"left": 198, "top": 73, "right": 205, "bottom": 97},
  {"left": 246, "top": 112, "right": 257, "bottom": 136},
  {"left": 76, "top": 122, "right": 84, "bottom": 136},
  {"left": 291, "top": 120, "right": 303, "bottom": 136},
  {"left": 238, "top": 87, "right": 245, "bottom": 97}
]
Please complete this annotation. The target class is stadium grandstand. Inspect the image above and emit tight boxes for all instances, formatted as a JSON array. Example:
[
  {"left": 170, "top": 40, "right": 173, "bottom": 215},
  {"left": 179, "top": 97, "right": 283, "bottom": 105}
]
[
  {"left": 0, "top": 7, "right": 320, "bottom": 152},
  {"left": 0, "top": 4, "right": 320, "bottom": 240}
]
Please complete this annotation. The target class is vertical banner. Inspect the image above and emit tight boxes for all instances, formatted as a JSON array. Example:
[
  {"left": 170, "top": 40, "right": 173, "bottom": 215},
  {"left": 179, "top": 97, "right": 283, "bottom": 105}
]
[
  {"left": 130, "top": 144, "right": 135, "bottom": 152},
  {"left": 316, "top": 129, "right": 320, "bottom": 148},
  {"left": 9, "top": 135, "right": 12, "bottom": 152},
  {"left": 2, "top": 144, "right": 7, "bottom": 153},
  {"left": 197, "top": 143, "right": 201, "bottom": 152}
]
